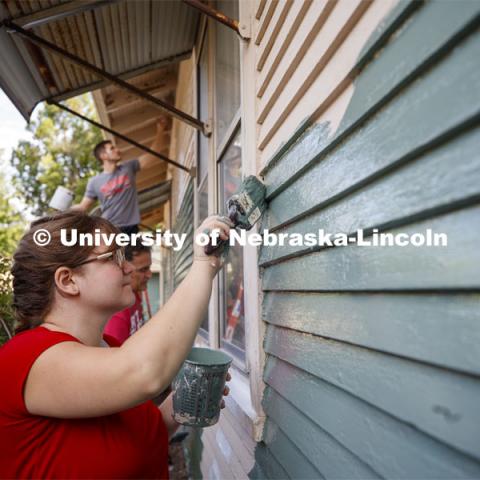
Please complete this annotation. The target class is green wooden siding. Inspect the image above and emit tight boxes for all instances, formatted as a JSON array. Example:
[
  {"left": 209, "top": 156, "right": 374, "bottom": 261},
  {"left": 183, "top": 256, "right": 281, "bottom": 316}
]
[
  {"left": 172, "top": 180, "right": 194, "bottom": 289},
  {"left": 253, "top": 1, "right": 480, "bottom": 478}
]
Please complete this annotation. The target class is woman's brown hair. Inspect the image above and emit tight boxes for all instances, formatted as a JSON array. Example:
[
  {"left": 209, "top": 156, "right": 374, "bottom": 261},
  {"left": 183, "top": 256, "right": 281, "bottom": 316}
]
[{"left": 11, "top": 211, "right": 120, "bottom": 333}]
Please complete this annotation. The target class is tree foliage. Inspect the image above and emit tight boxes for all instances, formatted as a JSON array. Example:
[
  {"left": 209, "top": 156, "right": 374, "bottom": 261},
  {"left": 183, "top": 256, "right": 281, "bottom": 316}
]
[
  {"left": 10, "top": 94, "right": 102, "bottom": 216},
  {"left": 0, "top": 170, "right": 24, "bottom": 344},
  {"left": 0, "top": 173, "right": 24, "bottom": 256},
  {"left": 1, "top": 94, "right": 102, "bottom": 344},
  {"left": 0, "top": 256, "right": 14, "bottom": 345}
]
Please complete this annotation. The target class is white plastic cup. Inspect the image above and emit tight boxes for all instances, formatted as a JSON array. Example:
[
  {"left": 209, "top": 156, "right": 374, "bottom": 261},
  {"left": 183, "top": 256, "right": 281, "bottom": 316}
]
[{"left": 49, "top": 186, "right": 74, "bottom": 211}]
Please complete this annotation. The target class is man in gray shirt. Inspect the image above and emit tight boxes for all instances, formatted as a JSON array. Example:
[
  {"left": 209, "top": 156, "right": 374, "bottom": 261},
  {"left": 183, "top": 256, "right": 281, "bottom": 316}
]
[{"left": 72, "top": 119, "right": 166, "bottom": 234}]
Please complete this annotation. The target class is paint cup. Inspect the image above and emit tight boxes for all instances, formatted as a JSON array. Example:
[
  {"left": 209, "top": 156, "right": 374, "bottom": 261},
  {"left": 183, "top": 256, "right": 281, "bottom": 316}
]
[
  {"left": 172, "top": 347, "right": 232, "bottom": 427},
  {"left": 49, "top": 186, "right": 74, "bottom": 211}
]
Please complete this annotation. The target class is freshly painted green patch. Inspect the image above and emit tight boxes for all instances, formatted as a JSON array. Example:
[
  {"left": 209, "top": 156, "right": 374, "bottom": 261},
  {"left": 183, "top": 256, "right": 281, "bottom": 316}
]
[
  {"left": 263, "top": 0, "right": 480, "bottom": 204},
  {"left": 262, "top": 122, "right": 331, "bottom": 199},
  {"left": 260, "top": 116, "right": 312, "bottom": 181},
  {"left": 354, "top": 0, "right": 422, "bottom": 65},
  {"left": 263, "top": 292, "right": 480, "bottom": 375},
  {"left": 265, "top": 356, "right": 480, "bottom": 478},
  {"left": 265, "top": 326, "right": 480, "bottom": 459},
  {"left": 340, "top": 0, "right": 480, "bottom": 136},
  {"left": 259, "top": 123, "right": 480, "bottom": 265},
  {"left": 266, "top": 31, "right": 480, "bottom": 229},
  {"left": 262, "top": 205, "right": 480, "bottom": 291}
]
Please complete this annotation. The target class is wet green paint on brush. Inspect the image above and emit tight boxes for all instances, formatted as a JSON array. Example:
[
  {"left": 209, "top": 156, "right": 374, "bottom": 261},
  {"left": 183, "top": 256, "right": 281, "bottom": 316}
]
[{"left": 205, "top": 175, "right": 267, "bottom": 255}]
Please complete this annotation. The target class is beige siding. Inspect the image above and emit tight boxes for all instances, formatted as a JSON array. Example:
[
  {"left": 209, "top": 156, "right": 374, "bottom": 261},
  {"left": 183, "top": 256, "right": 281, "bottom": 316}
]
[
  {"left": 167, "top": 58, "right": 196, "bottom": 220},
  {"left": 254, "top": 0, "right": 398, "bottom": 167}
]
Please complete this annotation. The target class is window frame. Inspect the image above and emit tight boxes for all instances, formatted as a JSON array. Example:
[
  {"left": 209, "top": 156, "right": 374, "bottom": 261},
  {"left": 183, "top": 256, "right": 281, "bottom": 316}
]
[
  {"left": 213, "top": 11, "right": 245, "bottom": 365},
  {"left": 193, "top": 1, "right": 266, "bottom": 441},
  {"left": 194, "top": 16, "right": 212, "bottom": 339}
]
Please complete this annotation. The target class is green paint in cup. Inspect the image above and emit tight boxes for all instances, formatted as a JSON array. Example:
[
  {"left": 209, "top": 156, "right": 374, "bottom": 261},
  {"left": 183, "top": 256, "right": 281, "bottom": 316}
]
[{"left": 172, "top": 347, "right": 232, "bottom": 427}]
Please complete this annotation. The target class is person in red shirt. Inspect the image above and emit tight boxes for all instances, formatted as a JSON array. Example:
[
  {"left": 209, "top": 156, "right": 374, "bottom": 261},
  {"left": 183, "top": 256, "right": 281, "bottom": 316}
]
[
  {"left": 0, "top": 211, "right": 232, "bottom": 479},
  {"left": 105, "top": 244, "right": 152, "bottom": 344}
]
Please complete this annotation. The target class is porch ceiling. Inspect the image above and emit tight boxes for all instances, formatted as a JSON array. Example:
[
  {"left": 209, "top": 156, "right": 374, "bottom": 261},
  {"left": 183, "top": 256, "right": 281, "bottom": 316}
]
[
  {"left": 0, "top": 0, "right": 200, "bottom": 227},
  {"left": 0, "top": 0, "right": 199, "bottom": 119}
]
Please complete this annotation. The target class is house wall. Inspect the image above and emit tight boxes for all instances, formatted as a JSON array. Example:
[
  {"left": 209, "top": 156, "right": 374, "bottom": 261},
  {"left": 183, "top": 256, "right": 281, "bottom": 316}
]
[
  {"left": 167, "top": 15, "right": 258, "bottom": 478},
  {"left": 253, "top": 0, "right": 480, "bottom": 478},
  {"left": 168, "top": 0, "right": 480, "bottom": 478}
]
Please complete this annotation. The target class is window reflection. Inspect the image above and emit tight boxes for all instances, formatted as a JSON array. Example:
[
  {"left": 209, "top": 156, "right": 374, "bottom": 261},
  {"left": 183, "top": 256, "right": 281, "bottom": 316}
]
[
  {"left": 219, "top": 132, "right": 244, "bottom": 350},
  {"left": 215, "top": 0, "right": 240, "bottom": 149}
]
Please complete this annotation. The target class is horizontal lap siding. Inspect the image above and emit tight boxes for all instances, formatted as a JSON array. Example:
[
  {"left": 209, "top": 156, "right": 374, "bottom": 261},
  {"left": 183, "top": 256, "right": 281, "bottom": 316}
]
[
  {"left": 263, "top": 292, "right": 480, "bottom": 375},
  {"left": 172, "top": 179, "right": 193, "bottom": 288},
  {"left": 264, "top": 356, "right": 480, "bottom": 478},
  {"left": 256, "top": 0, "right": 480, "bottom": 477}
]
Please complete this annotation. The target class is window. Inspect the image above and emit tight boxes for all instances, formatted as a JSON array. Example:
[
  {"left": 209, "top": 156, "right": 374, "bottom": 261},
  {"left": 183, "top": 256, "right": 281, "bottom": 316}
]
[
  {"left": 192, "top": 0, "right": 265, "bottom": 437},
  {"left": 218, "top": 131, "right": 244, "bottom": 358},
  {"left": 197, "top": 27, "right": 209, "bottom": 334},
  {"left": 215, "top": 0, "right": 241, "bottom": 148},
  {"left": 194, "top": 0, "right": 244, "bottom": 357},
  {"left": 214, "top": 0, "right": 244, "bottom": 361},
  {"left": 197, "top": 38, "right": 209, "bottom": 187}
]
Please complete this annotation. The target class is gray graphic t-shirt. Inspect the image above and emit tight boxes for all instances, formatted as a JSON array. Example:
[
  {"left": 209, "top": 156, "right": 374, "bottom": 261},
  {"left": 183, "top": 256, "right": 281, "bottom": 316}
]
[{"left": 85, "top": 159, "right": 140, "bottom": 227}]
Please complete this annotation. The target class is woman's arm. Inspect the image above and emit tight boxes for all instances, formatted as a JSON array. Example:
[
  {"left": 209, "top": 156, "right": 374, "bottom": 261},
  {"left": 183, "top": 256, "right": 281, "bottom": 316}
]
[{"left": 24, "top": 217, "right": 232, "bottom": 418}]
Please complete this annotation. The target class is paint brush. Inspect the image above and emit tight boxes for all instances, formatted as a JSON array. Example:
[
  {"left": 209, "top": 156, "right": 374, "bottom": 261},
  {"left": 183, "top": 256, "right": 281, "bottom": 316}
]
[{"left": 205, "top": 175, "right": 267, "bottom": 255}]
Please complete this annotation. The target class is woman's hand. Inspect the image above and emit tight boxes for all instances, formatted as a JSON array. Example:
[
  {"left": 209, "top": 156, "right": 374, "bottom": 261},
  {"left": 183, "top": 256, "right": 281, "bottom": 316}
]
[{"left": 193, "top": 215, "right": 233, "bottom": 274}]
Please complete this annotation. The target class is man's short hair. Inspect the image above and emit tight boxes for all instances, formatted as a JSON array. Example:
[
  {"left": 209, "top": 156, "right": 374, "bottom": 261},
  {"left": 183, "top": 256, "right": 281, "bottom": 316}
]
[
  {"left": 125, "top": 243, "right": 152, "bottom": 262},
  {"left": 93, "top": 140, "right": 112, "bottom": 163}
]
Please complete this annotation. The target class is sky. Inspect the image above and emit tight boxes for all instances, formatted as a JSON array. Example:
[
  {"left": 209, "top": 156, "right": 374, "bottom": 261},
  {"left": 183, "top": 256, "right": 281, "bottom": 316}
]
[
  {"left": 0, "top": 89, "right": 34, "bottom": 172},
  {"left": 0, "top": 89, "right": 34, "bottom": 215}
]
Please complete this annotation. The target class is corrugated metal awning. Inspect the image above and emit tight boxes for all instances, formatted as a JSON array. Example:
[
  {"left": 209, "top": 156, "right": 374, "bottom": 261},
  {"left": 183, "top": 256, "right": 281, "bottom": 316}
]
[{"left": 0, "top": 0, "right": 200, "bottom": 120}]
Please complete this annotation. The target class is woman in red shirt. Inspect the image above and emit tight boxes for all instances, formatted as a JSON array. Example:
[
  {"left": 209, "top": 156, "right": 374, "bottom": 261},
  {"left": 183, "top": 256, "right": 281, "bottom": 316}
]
[{"left": 0, "top": 211, "right": 231, "bottom": 479}]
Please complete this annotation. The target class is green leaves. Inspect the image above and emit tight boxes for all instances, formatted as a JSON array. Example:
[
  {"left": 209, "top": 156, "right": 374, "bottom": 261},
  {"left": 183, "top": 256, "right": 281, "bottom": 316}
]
[{"left": 10, "top": 94, "right": 102, "bottom": 216}]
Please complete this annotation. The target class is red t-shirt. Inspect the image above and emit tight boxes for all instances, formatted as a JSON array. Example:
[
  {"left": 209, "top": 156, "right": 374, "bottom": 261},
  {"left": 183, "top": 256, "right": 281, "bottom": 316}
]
[
  {"left": 0, "top": 327, "right": 169, "bottom": 479},
  {"left": 104, "top": 292, "right": 145, "bottom": 345}
]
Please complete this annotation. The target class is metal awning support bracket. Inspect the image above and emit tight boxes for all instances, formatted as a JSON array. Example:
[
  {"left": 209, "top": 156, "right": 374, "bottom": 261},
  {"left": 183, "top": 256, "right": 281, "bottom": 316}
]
[
  {"left": 3, "top": 20, "right": 211, "bottom": 136},
  {"left": 182, "top": 0, "right": 251, "bottom": 40},
  {"left": 48, "top": 100, "right": 191, "bottom": 174},
  {"left": 203, "top": 120, "right": 212, "bottom": 136}
]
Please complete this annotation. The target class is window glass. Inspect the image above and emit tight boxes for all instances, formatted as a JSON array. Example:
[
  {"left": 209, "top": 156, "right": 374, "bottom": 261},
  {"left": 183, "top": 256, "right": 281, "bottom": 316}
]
[
  {"left": 198, "top": 39, "right": 209, "bottom": 183},
  {"left": 218, "top": 131, "right": 244, "bottom": 351},
  {"left": 215, "top": 0, "right": 240, "bottom": 148},
  {"left": 198, "top": 38, "right": 209, "bottom": 333},
  {"left": 198, "top": 177, "right": 209, "bottom": 333}
]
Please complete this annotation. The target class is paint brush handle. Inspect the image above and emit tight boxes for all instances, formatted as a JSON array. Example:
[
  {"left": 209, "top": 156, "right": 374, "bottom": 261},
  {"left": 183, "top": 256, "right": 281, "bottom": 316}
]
[
  {"left": 204, "top": 208, "right": 236, "bottom": 255},
  {"left": 204, "top": 237, "right": 229, "bottom": 255}
]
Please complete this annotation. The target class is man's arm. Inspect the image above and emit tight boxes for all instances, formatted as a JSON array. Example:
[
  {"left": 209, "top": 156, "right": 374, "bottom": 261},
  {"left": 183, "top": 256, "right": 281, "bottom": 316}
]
[
  {"left": 71, "top": 196, "right": 95, "bottom": 212},
  {"left": 138, "top": 117, "right": 168, "bottom": 171}
]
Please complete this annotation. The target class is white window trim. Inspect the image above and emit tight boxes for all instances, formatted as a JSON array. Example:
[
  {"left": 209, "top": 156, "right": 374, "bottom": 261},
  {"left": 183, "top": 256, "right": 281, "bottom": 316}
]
[
  {"left": 193, "top": 3, "right": 266, "bottom": 443},
  {"left": 238, "top": 0, "right": 266, "bottom": 442}
]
